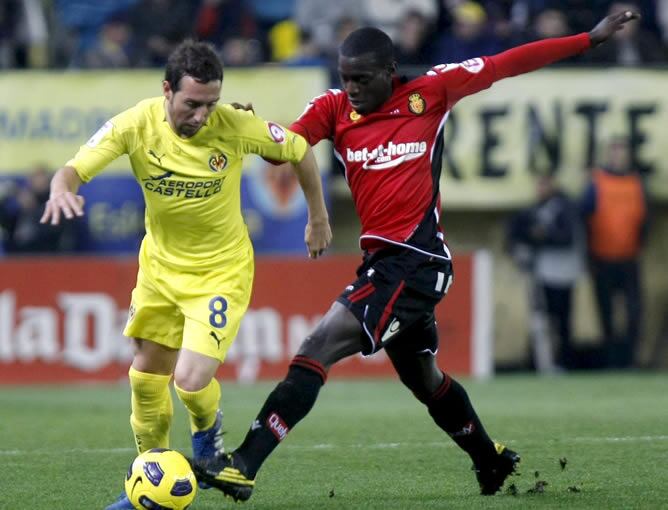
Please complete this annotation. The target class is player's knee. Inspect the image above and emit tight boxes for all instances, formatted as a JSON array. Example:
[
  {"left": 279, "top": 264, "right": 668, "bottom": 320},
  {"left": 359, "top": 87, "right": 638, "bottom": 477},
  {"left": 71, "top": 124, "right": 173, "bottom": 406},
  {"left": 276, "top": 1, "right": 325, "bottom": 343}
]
[
  {"left": 173, "top": 367, "right": 211, "bottom": 392},
  {"left": 296, "top": 330, "right": 338, "bottom": 366}
]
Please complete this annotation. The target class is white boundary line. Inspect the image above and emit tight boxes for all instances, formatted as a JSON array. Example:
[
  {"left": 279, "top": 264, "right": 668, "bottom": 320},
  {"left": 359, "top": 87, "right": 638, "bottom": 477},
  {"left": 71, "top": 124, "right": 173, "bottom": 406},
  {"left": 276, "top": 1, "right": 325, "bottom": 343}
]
[{"left": 2, "top": 436, "right": 666, "bottom": 456}]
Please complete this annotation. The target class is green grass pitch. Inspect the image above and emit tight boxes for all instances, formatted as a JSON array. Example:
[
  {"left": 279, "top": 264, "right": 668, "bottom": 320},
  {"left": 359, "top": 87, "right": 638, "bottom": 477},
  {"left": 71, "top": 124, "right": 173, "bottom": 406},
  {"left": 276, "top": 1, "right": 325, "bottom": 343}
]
[{"left": 1, "top": 373, "right": 666, "bottom": 509}]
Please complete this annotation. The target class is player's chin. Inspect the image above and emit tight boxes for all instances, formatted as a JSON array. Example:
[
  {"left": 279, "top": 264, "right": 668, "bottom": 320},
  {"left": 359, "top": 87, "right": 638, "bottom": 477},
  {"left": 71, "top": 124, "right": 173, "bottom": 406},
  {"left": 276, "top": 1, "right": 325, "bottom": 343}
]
[
  {"left": 181, "top": 124, "right": 201, "bottom": 136},
  {"left": 349, "top": 99, "right": 369, "bottom": 113}
]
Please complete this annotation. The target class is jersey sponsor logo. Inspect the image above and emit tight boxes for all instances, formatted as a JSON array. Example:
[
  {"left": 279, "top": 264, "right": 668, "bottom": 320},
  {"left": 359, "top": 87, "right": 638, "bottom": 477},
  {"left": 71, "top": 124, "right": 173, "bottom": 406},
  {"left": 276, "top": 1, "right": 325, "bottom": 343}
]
[
  {"left": 408, "top": 93, "right": 426, "bottom": 115},
  {"left": 267, "top": 412, "right": 289, "bottom": 441},
  {"left": 142, "top": 175, "right": 226, "bottom": 198},
  {"left": 267, "top": 122, "right": 286, "bottom": 143},
  {"left": 86, "top": 121, "right": 113, "bottom": 147},
  {"left": 208, "top": 152, "right": 228, "bottom": 172},
  {"left": 346, "top": 140, "right": 428, "bottom": 170},
  {"left": 381, "top": 317, "right": 401, "bottom": 342},
  {"left": 143, "top": 170, "right": 173, "bottom": 181}
]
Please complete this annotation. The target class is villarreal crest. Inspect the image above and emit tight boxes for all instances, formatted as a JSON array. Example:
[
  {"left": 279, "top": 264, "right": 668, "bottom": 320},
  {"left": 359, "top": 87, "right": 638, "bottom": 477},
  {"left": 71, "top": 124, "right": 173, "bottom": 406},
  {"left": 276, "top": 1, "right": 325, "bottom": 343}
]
[
  {"left": 408, "top": 93, "right": 426, "bottom": 115},
  {"left": 208, "top": 153, "right": 228, "bottom": 172}
]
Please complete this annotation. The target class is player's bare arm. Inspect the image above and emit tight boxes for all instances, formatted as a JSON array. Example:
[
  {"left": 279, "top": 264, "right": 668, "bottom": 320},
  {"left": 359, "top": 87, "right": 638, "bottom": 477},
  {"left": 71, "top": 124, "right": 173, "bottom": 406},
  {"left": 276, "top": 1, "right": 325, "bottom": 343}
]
[
  {"left": 40, "top": 165, "right": 85, "bottom": 225},
  {"left": 292, "top": 145, "right": 332, "bottom": 259},
  {"left": 589, "top": 9, "right": 640, "bottom": 47}
]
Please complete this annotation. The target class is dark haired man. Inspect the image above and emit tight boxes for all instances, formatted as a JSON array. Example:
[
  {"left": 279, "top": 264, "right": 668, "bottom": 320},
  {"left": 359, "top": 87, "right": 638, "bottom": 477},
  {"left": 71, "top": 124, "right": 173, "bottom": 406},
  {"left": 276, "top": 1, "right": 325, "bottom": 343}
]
[
  {"left": 194, "top": 10, "right": 639, "bottom": 500},
  {"left": 41, "top": 40, "right": 331, "bottom": 510}
]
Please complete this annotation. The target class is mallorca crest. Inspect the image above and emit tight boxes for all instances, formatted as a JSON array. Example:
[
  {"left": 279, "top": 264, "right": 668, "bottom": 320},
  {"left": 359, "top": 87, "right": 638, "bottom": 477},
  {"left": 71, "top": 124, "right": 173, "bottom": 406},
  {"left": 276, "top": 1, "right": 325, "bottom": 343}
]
[
  {"left": 408, "top": 93, "right": 426, "bottom": 115},
  {"left": 208, "top": 152, "right": 228, "bottom": 172}
]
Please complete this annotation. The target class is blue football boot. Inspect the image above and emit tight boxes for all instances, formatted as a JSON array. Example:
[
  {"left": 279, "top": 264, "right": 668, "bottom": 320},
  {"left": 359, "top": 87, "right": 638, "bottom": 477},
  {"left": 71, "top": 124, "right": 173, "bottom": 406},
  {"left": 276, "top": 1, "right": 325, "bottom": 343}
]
[{"left": 191, "top": 409, "right": 224, "bottom": 488}]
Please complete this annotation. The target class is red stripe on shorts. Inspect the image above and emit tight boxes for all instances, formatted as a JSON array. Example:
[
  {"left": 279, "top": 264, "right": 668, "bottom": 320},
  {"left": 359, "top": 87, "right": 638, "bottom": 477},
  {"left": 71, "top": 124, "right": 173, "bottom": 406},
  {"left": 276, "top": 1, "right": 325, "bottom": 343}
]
[
  {"left": 348, "top": 282, "right": 375, "bottom": 303},
  {"left": 374, "top": 280, "right": 405, "bottom": 341}
]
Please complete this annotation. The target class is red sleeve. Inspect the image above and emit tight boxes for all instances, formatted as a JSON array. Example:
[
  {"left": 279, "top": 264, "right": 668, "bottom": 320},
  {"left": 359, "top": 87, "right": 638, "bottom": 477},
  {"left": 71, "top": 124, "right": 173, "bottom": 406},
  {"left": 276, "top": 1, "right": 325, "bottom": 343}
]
[
  {"left": 432, "top": 32, "right": 591, "bottom": 108},
  {"left": 489, "top": 33, "right": 591, "bottom": 80},
  {"left": 289, "top": 89, "right": 339, "bottom": 145}
]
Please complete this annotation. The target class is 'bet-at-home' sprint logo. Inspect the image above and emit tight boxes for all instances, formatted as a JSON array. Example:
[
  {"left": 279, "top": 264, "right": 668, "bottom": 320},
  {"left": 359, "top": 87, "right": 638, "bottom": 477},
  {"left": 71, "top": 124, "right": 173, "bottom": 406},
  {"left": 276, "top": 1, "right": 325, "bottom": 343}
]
[{"left": 346, "top": 140, "right": 428, "bottom": 170}]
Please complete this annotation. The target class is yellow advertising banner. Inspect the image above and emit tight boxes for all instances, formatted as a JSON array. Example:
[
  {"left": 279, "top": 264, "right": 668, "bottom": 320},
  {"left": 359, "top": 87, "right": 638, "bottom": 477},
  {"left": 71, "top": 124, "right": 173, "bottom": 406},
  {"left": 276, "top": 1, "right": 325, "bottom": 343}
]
[
  {"left": 440, "top": 68, "right": 668, "bottom": 207},
  {"left": 0, "top": 68, "right": 329, "bottom": 173},
  {"left": 1, "top": 68, "right": 667, "bottom": 205}
]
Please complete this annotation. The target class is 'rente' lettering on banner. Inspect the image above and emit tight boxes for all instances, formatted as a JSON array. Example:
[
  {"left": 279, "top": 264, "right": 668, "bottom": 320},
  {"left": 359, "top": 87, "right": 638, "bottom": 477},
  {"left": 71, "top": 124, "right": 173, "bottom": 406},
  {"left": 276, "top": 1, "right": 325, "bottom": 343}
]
[
  {"left": 0, "top": 254, "right": 492, "bottom": 383},
  {"left": 1, "top": 69, "right": 667, "bottom": 206}
]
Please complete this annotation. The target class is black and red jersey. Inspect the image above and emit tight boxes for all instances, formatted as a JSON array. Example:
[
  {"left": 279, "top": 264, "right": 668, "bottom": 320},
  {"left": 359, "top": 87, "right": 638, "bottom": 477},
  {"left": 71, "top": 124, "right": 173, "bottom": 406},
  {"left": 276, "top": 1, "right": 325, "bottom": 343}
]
[{"left": 290, "top": 33, "right": 591, "bottom": 259}]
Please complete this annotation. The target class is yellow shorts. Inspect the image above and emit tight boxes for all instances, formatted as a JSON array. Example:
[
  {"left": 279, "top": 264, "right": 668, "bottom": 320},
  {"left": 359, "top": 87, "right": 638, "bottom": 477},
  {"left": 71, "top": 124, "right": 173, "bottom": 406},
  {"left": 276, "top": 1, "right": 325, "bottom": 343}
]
[{"left": 123, "top": 243, "right": 254, "bottom": 362}]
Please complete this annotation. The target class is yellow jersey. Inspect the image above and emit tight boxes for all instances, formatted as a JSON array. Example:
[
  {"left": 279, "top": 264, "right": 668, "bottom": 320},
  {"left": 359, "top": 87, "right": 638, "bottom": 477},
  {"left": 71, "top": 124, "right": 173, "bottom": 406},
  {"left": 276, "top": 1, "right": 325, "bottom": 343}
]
[{"left": 67, "top": 97, "right": 308, "bottom": 270}]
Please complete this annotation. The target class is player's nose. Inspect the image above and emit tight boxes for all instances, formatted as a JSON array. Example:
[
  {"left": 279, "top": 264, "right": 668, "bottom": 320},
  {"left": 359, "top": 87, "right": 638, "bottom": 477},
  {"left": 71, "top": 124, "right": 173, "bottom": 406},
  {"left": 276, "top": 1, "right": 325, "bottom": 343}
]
[
  {"left": 193, "top": 106, "right": 209, "bottom": 124},
  {"left": 344, "top": 81, "right": 360, "bottom": 97}
]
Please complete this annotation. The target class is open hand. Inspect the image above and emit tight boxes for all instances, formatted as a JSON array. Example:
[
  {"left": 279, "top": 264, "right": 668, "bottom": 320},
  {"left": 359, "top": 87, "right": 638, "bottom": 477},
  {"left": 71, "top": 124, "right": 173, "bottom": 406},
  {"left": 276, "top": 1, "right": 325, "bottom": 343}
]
[
  {"left": 589, "top": 10, "right": 640, "bottom": 47},
  {"left": 40, "top": 192, "right": 85, "bottom": 225}
]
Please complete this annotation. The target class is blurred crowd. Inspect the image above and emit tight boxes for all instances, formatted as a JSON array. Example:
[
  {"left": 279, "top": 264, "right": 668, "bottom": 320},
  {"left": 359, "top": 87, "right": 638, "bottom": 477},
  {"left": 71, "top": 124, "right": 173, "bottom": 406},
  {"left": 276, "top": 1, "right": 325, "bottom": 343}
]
[{"left": 2, "top": 0, "right": 668, "bottom": 71}]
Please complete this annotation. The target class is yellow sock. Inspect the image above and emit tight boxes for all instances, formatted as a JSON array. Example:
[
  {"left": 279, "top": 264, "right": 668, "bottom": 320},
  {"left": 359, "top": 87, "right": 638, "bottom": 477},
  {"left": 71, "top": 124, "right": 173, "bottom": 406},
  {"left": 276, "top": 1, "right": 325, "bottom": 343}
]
[
  {"left": 175, "top": 378, "right": 221, "bottom": 433},
  {"left": 129, "top": 367, "right": 173, "bottom": 453}
]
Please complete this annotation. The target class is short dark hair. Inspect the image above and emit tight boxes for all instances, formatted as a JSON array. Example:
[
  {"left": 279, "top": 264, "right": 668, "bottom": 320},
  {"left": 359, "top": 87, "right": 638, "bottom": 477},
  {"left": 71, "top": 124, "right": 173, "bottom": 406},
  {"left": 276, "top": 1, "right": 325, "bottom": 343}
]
[
  {"left": 165, "top": 40, "right": 223, "bottom": 91},
  {"left": 340, "top": 27, "right": 394, "bottom": 66}
]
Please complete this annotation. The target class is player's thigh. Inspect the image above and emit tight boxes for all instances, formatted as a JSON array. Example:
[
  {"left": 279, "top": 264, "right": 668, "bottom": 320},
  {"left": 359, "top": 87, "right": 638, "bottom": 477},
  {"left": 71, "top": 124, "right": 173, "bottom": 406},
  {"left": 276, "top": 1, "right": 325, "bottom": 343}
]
[
  {"left": 338, "top": 247, "right": 451, "bottom": 355},
  {"left": 297, "top": 301, "right": 365, "bottom": 369},
  {"left": 179, "top": 254, "right": 254, "bottom": 363},
  {"left": 124, "top": 265, "right": 186, "bottom": 353}
]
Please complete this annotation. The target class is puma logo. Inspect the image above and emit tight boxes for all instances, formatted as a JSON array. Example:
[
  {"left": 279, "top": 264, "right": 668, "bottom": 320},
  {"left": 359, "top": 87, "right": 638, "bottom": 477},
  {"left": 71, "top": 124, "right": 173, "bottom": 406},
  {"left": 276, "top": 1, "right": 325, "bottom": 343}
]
[
  {"left": 210, "top": 331, "right": 222, "bottom": 349},
  {"left": 148, "top": 149, "right": 165, "bottom": 165}
]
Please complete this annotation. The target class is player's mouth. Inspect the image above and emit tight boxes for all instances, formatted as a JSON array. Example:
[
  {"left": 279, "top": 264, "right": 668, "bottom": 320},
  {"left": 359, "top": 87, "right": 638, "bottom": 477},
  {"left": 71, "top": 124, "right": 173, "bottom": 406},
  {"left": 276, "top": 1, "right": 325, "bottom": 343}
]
[{"left": 349, "top": 98, "right": 366, "bottom": 111}]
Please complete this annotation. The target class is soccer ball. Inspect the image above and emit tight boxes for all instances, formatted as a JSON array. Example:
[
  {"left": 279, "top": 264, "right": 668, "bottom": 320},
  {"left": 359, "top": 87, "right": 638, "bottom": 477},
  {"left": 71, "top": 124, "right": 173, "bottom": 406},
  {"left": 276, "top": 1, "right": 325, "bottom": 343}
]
[{"left": 124, "top": 448, "right": 197, "bottom": 510}]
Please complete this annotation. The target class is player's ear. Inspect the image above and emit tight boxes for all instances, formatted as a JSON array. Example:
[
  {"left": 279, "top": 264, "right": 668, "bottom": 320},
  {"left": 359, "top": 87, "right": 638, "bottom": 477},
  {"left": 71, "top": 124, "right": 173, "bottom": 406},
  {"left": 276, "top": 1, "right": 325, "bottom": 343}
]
[
  {"left": 388, "top": 61, "right": 397, "bottom": 76},
  {"left": 162, "top": 80, "right": 172, "bottom": 100}
]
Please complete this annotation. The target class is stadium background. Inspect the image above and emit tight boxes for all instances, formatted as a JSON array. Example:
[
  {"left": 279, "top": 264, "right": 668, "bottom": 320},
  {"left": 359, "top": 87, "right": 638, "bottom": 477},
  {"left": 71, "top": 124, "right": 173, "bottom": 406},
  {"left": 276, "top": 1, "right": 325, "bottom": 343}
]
[{"left": 1, "top": 0, "right": 668, "bottom": 383}]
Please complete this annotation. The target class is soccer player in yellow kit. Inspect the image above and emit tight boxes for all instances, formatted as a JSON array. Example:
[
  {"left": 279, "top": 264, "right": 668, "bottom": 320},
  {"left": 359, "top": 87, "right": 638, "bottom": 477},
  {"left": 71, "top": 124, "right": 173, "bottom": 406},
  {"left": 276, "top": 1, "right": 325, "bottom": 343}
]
[{"left": 40, "top": 40, "right": 331, "bottom": 510}]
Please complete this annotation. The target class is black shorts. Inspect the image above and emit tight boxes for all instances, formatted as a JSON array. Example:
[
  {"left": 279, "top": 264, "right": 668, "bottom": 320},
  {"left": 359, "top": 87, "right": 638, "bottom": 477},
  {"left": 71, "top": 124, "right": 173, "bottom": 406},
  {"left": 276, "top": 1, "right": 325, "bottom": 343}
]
[{"left": 336, "top": 246, "right": 453, "bottom": 355}]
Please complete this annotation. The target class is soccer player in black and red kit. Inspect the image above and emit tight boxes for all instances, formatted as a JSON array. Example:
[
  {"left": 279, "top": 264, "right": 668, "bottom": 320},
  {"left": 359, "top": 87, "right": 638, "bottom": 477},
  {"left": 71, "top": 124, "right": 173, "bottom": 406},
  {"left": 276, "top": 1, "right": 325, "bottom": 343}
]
[{"left": 194, "top": 9, "right": 639, "bottom": 499}]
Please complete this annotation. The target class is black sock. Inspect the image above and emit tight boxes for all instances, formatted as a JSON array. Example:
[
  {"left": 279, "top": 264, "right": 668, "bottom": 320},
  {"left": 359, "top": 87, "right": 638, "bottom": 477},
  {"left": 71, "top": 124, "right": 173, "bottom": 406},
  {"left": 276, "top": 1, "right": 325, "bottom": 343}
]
[
  {"left": 236, "top": 356, "right": 326, "bottom": 478},
  {"left": 426, "top": 373, "right": 496, "bottom": 467}
]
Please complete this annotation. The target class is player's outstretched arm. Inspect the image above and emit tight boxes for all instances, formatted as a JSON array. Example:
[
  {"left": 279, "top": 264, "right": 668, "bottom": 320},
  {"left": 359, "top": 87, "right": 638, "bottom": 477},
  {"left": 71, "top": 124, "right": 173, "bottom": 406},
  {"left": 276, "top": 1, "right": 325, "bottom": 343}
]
[
  {"left": 292, "top": 145, "right": 332, "bottom": 259},
  {"left": 589, "top": 10, "right": 640, "bottom": 47},
  {"left": 40, "top": 166, "right": 85, "bottom": 226},
  {"left": 485, "top": 9, "right": 639, "bottom": 82}
]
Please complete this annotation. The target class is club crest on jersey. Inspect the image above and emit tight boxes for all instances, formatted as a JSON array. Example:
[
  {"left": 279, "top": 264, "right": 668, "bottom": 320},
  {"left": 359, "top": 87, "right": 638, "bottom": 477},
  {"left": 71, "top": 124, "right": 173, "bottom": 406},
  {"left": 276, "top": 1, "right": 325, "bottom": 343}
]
[
  {"left": 350, "top": 110, "right": 362, "bottom": 122},
  {"left": 408, "top": 93, "right": 426, "bottom": 115},
  {"left": 208, "top": 152, "right": 228, "bottom": 172}
]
